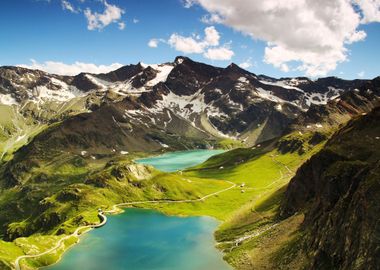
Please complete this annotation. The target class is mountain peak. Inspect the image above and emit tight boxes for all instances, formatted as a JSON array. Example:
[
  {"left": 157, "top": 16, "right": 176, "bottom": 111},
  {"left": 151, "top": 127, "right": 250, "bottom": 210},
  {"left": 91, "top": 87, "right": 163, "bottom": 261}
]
[
  {"left": 225, "top": 62, "right": 247, "bottom": 72},
  {"left": 174, "top": 56, "right": 190, "bottom": 65}
]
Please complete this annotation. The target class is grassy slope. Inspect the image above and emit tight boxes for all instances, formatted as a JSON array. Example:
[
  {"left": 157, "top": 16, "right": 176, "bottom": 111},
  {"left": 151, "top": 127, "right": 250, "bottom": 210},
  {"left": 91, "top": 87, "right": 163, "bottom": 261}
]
[
  {"left": 0, "top": 152, "right": 231, "bottom": 269},
  {"left": 145, "top": 131, "right": 325, "bottom": 221},
  {"left": 0, "top": 129, "right": 328, "bottom": 270},
  {"left": 0, "top": 105, "right": 48, "bottom": 162}
]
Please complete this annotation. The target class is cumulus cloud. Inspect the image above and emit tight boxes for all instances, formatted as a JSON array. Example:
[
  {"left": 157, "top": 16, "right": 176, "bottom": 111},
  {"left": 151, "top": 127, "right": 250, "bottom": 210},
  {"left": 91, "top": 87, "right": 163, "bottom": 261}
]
[
  {"left": 354, "top": 0, "right": 380, "bottom": 23},
  {"left": 201, "top": 13, "right": 223, "bottom": 24},
  {"left": 183, "top": 0, "right": 195, "bottom": 8},
  {"left": 203, "top": 26, "right": 220, "bottom": 46},
  {"left": 204, "top": 46, "right": 234, "bottom": 60},
  {"left": 148, "top": 39, "right": 160, "bottom": 48},
  {"left": 19, "top": 59, "right": 123, "bottom": 76},
  {"left": 168, "top": 34, "right": 205, "bottom": 53},
  {"left": 118, "top": 22, "right": 125, "bottom": 30},
  {"left": 346, "top": 30, "right": 367, "bottom": 43},
  {"left": 167, "top": 26, "right": 234, "bottom": 60},
  {"left": 84, "top": 1, "right": 124, "bottom": 31},
  {"left": 239, "top": 58, "right": 253, "bottom": 69},
  {"left": 61, "top": 0, "right": 77, "bottom": 13},
  {"left": 187, "top": 0, "right": 378, "bottom": 76}
]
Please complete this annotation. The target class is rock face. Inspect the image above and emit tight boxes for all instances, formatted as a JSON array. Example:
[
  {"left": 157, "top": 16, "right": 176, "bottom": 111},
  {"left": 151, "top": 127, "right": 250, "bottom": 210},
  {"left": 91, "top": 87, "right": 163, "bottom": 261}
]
[
  {"left": 280, "top": 107, "right": 380, "bottom": 270},
  {"left": 1, "top": 57, "right": 378, "bottom": 154}
]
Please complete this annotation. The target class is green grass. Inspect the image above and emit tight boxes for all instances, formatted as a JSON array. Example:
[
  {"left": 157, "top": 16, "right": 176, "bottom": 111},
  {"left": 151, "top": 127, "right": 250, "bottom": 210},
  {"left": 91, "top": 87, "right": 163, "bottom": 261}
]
[
  {"left": 0, "top": 128, "right": 329, "bottom": 269},
  {"left": 0, "top": 234, "right": 74, "bottom": 270},
  {"left": 0, "top": 104, "right": 49, "bottom": 162},
  {"left": 216, "top": 138, "right": 245, "bottom": 149},
  {"left": 0, "top": 240, "right": 23, "bottom": 269},
  {"left": 22, "top": 236, "right": 78, "bottom": 269},
  {"left": 0, "top": 154, "right": 236, "bottom": 269},
  {"left": 141, "top": 140, "right": 323, "bottom": 222}
]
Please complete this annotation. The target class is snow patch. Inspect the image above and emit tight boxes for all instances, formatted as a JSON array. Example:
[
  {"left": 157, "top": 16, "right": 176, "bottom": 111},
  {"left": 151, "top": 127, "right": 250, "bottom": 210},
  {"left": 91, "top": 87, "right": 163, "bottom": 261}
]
[
  {"left": 145, "top": 64, "right": 175, "bottom": 87},
  {"left": 85, "top": 75, "right": 110, "bottom": 90},
  {"left": 238, "top": 77, "right": 249, "bottom": 83},
  {"left": 0, "top": 94, "right": 18, "bottom": 105}
]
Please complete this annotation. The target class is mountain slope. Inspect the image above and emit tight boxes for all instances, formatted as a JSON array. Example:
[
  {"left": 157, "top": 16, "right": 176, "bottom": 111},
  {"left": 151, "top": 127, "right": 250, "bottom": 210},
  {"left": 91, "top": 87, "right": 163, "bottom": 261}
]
[
  {"left": 0, "top": 57, "right": 379, "bottom": 270},
  {"left": 279, "top": 107, "right": 380, "bottom": 269},
  {"left": 1, "top": 57, "right": 378, "bottom": 162}
]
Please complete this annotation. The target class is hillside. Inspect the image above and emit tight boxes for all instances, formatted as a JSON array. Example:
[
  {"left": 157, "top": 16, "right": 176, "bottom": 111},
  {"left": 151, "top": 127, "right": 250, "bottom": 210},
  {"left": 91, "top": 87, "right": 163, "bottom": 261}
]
[
  {"left": 1, "top": 57, "right": 379, "bottom": 161},
  {"left": 213, "top": 107, "right": 380, "bottom": 270},
  {"left": 280, "top": 107, "right": 380, "bottom": 269},
  {"left": 0, "top": 58, "right": 379, "bottom": 270}
]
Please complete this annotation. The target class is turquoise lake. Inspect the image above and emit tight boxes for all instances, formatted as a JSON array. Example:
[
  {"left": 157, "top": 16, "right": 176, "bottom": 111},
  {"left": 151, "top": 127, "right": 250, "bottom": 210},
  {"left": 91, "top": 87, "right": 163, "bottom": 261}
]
[
  {"left": 136, "top": 149, "right": 225, "bottom": 172},
  {"left": 47, "top": 150, "right": 231, "bottom": 270}
]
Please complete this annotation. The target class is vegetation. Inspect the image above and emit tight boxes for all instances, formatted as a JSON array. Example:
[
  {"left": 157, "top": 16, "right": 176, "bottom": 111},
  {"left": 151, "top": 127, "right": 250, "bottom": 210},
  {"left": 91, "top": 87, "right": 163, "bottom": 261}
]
[{"left": 0, "top": 128, "right": 330, "bottom": 269}]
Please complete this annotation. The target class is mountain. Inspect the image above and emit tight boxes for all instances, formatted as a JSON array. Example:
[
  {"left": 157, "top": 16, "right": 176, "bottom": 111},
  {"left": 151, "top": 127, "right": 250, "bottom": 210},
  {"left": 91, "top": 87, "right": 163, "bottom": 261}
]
[
  {"left": 1, "top": 57, "right": 378, "bottom": 162},
  {"left": 0, "top": 57, "right": 379, "bottom": 270},
  {"left": 279, "top": 107, "right": 380, "bottom": 269},
  {"left": 190, "top": 106, "right": 380, "bottom": 270}
]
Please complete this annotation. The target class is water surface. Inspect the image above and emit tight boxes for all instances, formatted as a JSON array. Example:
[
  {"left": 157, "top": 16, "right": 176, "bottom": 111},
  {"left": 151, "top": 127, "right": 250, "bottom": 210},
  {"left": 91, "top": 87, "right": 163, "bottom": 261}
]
[
  {"left": 136, "top": 149, "right": 224, "bottom": 172},
  {"left": 46, "top": 209, "right": 231, "bottom": 270},
  {"left": 47, "top": 150, "right": 229, "bottom": 270}
]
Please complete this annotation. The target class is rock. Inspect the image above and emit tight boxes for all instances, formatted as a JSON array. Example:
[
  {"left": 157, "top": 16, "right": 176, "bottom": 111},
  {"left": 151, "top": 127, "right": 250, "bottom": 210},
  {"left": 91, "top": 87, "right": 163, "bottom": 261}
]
[{"left": 279, "top": 107, "right": 380, "bottom": 269}]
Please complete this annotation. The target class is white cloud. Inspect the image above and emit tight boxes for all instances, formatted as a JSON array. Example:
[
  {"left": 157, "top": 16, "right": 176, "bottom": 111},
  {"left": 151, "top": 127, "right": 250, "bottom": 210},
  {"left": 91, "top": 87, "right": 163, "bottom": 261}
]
[
  {"left": 19, "top": 59, "right": 123, "bottom": 76},
  {"left": 358, "top": 70, "right": 365, "bottom": 77},
  {"left": 84, "top": 1, "right": 124, "bottom": 31},
  {"left": 61, "top": 0, "right": 77, "bottom": 13},
  {"left": 187, "top": 0, "right": 375, "bottom": 76},
  {"left": 168, "top": 34, "right": 206, "bottom": 53},
  {"left": 354, "top": 0, "right": 380, "bottom": 23},
  {"left": 204, "top": 46, "right": 234, "bottom": 60},
  {"left": 183, "top": 0, "right": 195, "bottom": 8},
  {"left": 133, "top": 18, "right": 139, "bottom": 24},
  {"left": 345, "top": 30, "right": 367, "bottom": 43},
  {"left": 204, "top": 26, "right": 220, "bottom": 46},
  {"left": 167, "top": 26, "right": 234, "bottom": 60},
  {"left": 239, "top": 58, "right": 253, "bottom": 69},
  {"left": 201, "top": 13, "right": 222, "bottom": 24},
  {"left": 118, "top": 22, "right": 125, "bottom": 30},
  {"left": 148, "top": 39, "right": 159, "bottom": 48}
]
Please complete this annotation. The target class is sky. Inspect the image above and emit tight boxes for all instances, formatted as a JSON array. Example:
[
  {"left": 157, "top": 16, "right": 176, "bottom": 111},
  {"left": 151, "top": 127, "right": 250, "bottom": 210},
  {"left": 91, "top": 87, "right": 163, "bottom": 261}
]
[{"left": 0, "top": 0, "right": 379, "bottom": 79}]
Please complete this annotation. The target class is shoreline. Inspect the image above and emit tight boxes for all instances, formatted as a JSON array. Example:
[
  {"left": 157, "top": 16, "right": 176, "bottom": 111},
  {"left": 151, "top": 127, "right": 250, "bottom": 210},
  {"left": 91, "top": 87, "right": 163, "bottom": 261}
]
[
  {"left": 134, "top": 149, "right": 225, "bottom": 168},
  {"left": 14, "top": 181, "right": 236, "bottom": 270},
  {"left": 15, "top": 212, "right": 107, "bottom": 270}
]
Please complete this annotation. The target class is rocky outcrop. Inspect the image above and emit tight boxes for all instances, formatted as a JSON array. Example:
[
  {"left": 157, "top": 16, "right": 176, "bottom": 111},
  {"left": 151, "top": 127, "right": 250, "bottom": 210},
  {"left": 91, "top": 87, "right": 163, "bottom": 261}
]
[{"left": 280, "top": 107, "right": 380, "bottom": 270}]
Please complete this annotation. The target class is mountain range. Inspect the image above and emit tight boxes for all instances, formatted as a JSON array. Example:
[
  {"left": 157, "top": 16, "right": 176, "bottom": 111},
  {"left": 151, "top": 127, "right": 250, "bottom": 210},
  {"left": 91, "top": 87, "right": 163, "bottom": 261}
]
[
  {"left": 1, "top": 56, "right": 379, "bottom": 160},
  {"left": 0, "top": 56, "right": 379, "bottom": 270}
]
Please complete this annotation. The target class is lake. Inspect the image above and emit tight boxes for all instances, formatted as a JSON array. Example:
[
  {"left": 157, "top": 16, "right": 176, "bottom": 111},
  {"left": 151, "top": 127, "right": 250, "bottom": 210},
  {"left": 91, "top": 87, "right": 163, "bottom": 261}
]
[
  {"left": 136, "top": 149, "right": 225, "bottom": 172},
  {"left": 47, "top": 150, "right": 230, "bottom": 270},
  {"left": 46, "top": 209, "right": 231, "bottom": 270}
]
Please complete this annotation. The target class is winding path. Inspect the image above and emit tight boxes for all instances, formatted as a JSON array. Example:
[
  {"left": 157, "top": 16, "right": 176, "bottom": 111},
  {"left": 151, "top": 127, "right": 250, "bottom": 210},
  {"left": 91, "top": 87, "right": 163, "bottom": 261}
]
[
  {"left": 14, "top": 154, "right": 293, "bottom": 269},
  {"left": 217, "top": 155, "right": 295, "bottom": 250},
  {"left": 14, "top": 181, "right": 236, "bottom": 270},
  {"left": 14, "top": 212, "right": 107, "bottom": 270},
  {"left": 104, "top": 181, "right": 236, "bottom": 214}
]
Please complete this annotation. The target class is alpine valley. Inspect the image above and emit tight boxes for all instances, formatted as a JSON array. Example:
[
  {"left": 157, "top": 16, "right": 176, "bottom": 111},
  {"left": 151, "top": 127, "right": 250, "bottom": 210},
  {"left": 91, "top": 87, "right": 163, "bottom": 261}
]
[{"left": 0, "top": 56, "right": 379, "bottom": 270}]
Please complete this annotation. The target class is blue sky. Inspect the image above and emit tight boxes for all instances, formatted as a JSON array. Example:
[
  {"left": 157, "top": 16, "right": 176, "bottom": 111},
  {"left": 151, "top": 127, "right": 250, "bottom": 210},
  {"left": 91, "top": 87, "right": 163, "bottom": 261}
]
[{"left": 0, "top": 0, "right": 379, "bottom": 79}]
